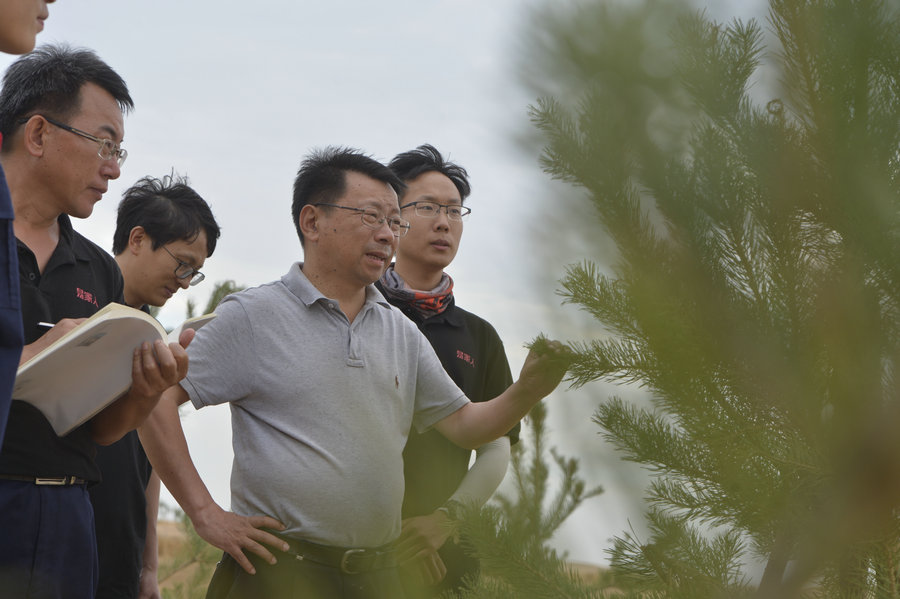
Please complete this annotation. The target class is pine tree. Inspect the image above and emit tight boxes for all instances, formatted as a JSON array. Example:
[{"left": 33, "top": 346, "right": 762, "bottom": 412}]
[
  {"left": 454, "top": 401, "right": 607, "bottom": 598},
  {"left": 525, "top": 0, "right": 900, "bottom": 596},
  {"left": 185, "top": 279, "right": 243, "bottom": 319}
]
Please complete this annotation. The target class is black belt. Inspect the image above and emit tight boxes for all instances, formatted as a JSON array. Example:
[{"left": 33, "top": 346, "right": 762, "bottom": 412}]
[
  {"left": 0, "top": 474, "right": 88, "bottom": 486},
  {"left": 278, "top": 534, "right": 397, "bottom": 575}
]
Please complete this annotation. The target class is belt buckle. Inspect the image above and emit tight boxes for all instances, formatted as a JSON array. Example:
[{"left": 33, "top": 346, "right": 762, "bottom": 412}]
[
  {"left": 35, "top": 477, "right": 68, "bottom": 486},
  {"left": 340, "top": 548, "right": 365, "bottom": 574}
]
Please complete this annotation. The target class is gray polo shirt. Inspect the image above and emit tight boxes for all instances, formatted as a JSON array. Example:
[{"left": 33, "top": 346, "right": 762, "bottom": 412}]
[{"left": 181, "top": 263, "right": 469, "bottom": 548}]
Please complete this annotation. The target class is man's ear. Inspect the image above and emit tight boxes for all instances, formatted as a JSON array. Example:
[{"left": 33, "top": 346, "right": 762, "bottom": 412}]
[
  {"left": 21, "top": 116, "right": 49, "bottom": 158},
  {"left": 299, "top": 205, "right": 320, "bottom": 242},
  {"left": 127, "top": 226, "right": 148, "bottom": 255}
]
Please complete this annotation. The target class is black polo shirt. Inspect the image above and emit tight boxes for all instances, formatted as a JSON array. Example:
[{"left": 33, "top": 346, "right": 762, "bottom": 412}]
[
  {"left": 375, "top": 282, "right": 519, "bottom": 519},
  {"left": 0, "top": 214, "right": 124, "bottom": 481}
]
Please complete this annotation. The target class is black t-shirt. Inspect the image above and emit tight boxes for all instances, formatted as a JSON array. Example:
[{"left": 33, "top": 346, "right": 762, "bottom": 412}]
[
  {"left": 91, "top": 304, "right": 154, "bottom": 598},
  {"left": 374, "top": 283, "right": 519, "bottom": 519},
  {"left": 0, "top": 214, "right": 124, "bottom": 481},
  {"left": 91, "top": 429, "right": 153, "bottom": 598}
]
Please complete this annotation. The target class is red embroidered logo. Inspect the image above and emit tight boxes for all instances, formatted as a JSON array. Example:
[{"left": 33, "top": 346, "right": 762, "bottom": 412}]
[
  {"left": 76, "top": 287, "right": 99, "bottom": 307},
  {"left": 456, "top": 349, "right": 475, "bottom": 367}
]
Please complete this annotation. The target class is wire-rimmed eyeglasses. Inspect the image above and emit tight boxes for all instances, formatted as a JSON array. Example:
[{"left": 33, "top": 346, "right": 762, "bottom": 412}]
[
  {"left": 315, "top": 203, "right": 410, "bottom": 237},
  {"left": 20, "top": 115, "right": 128, "bottom": 167},
  {"left": 400, "top": 201, "right": 471, "bottom": 221},
  {"left": 162, "top": 245, "right": 205, "bottom": 286}
]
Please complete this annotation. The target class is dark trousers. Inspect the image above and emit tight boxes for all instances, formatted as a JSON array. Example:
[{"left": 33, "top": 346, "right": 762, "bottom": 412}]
[
  {"left": 207, "top": 551, "right": 408, "bottom": 599},
  {"left": 0, "top": 481, "right": 98, "bottom": 599}
]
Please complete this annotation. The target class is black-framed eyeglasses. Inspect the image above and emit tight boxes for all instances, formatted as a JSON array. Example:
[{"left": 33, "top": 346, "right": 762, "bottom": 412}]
[
  {"left": 19, "top": 115, "right": 128, "bottom": 167},
  {"left": 314, "top": 203, "right": 410, "bottom": 237},
  {"left": 162, "top": 245, "right": 205, "bottom": 286},
  {"left": 400, "top": 201, "right": 471, "bottom": 221}
]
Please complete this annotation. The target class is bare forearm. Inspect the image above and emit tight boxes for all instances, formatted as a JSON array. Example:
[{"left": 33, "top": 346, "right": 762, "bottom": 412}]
[
  {"left": 137, "top": 387, "right": 216, "bottom": 520},
  {"left": 436, "top": 342, "right": 571, "bottom": 448},
  {"left": 91, "top": 388, "right": 160, "bottom": 445},
  {"left": 143, "top": 471, "right": 161, "bottom": 573},
  {"left": 139, "top": 385, "right": 289, "bottom": 575},
  {"left": 435, "top": 381, "right": 535, "bottom": 449}
]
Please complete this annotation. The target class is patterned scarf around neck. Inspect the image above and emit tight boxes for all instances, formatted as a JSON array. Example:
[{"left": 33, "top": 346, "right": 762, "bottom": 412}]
[{"left": 379, "top": 265, "right": 454, "bottom": 318}]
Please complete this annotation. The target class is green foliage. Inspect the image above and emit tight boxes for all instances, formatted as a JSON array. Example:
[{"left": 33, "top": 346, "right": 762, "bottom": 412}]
[
  {"left": 609, "top": 509, "right": 751, "bottom": 598},
  {"left": 455, "top": 402, "right": 607, "bottom": 598},
  {"left": 527, "top": 0, "right": 900, "bottom": 596},
  {"left": 493, "top": 402, "right": 603, "bottom": 548},
  {"left": 159, "top": 511, "right": 219, "bottom": 599},
  {"left": 185, "top": 279, "right": 244, "bottom": 319}
]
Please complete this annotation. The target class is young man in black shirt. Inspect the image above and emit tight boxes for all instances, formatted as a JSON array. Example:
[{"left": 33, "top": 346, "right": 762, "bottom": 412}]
[
  {"left": 0, "top": 46, "right": 190, "bottom": 599},
  {"left": 91, "top": 174, "right": 219, "bottom": 599},
  {"left": 378, "top": 144, "right": 519, "bottom": 597}
]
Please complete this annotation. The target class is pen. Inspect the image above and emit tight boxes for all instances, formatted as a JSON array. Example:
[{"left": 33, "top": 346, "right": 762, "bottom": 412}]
[{"left": 37, "top": 322, "right": 55, "bottom": 328}]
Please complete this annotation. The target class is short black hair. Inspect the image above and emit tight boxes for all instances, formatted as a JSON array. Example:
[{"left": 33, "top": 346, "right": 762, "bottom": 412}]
[
  {"left": 291, "top": 147, "right": 405, "bottom": 246},
  {"left": 0, "top": 44, "right": 133, "bottom": 142},
  {"left": 112, "top": 173, "right": 220, "bottom": 257},
  {"left": 388, "top": 144, "right": 471, "bottom": 201}
]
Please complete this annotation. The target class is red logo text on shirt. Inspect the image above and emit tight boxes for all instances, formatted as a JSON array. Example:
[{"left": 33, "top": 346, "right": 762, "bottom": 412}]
[
  {"left": 456, "top": 350, "right": 475, "bottom": 367},
  {"left": 76, "top": 287, "right": 99, "bottom": 307}
]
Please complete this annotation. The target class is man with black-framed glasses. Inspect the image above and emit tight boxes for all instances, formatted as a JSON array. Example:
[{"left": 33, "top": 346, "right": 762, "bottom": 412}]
[
  {"left": 0, "top": 46, "right": 191, "bottom": 599},
  {"left": 112, "top": 174, "right": 218, "bottom": 308},
  {"left": 89, "top": 173, "right": 220, "bottom": 599}
]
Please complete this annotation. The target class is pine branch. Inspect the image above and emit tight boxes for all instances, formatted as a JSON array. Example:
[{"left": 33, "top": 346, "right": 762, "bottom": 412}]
[
  {"left": 461, "top": 505, "right": 604, "bottom": 599},
  {"left": 608, "top": 509, "right": 751, "bottom": 598},
  {"left": 527, "top": 0, "right": 900, "bottom": 595},
  {"left": 456, "top": 400, "right": 606, "bottom": 597}
]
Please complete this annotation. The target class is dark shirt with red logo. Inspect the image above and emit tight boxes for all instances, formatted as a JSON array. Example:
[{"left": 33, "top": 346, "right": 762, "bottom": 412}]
[
  {"left": 375, "top": 283, "right": 519, "bottom": 592},
  {"left": 0, "top": 214, "right": 124, "bottom": 481},
  {"left": 374, "top": 282, "right": 520, "bottom": 515}
]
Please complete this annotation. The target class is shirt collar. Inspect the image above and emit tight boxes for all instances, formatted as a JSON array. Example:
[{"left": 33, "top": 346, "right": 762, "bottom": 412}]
[{"left": 282, "top": 262, "right": 391, "bottom": 310}]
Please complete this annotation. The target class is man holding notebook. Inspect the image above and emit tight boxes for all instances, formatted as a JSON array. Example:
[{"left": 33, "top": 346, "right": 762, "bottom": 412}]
[
  {"left": 0, "top": 46, "right": 190, "bottom": 598},
  {"left": 139, "top": 147, "right": 571, "bottom": 598}
]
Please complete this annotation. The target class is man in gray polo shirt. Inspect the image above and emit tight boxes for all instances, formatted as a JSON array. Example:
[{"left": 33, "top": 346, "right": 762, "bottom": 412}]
[{"left": 139, "top": 147, "right": 570, "bottom": 598}]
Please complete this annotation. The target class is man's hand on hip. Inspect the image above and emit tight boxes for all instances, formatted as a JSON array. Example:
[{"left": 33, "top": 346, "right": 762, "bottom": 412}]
[{"left": 192, "top": 503, "right": 288, "bottom": 575}]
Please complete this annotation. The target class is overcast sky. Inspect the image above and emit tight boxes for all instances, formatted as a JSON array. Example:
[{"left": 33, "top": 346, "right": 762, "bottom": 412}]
[{"left": 2, "top": 0, "right": 767, "bottom": 567}]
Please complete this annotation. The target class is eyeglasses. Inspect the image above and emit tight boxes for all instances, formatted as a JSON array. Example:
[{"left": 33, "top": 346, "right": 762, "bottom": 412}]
[
  {"left": 162, "top": 245, "right": 205, "bottom": 286},
  {"left": 315, "top": 203, "right": 410, "bottom": 237},
  {"left": 23, "top": 115, "right": 128, "bottom": 167},
  {"left": 400, "top": 201, "right": 471, "bottom": 221}
]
